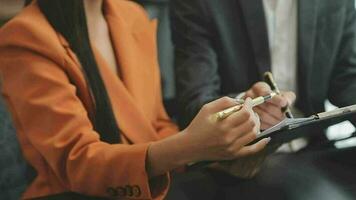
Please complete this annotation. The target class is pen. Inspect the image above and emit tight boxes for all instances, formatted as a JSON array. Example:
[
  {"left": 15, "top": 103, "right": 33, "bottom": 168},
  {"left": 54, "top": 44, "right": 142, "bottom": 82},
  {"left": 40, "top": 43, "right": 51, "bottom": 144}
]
[
  {"left": 212, "top": 92, "right": 277, "bottom": 121},
  {"left": 263, "top": 72, "right": 294, "bottom": 118}
]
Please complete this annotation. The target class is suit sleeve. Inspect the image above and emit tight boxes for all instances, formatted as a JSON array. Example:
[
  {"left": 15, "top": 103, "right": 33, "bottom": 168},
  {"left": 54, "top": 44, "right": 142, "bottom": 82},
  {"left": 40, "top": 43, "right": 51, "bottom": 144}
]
[
  {"left": 0, "top": 47, "right": 168, "bottom": 199},
  {"left": 328, "top": 0, "right": 356, "bottom": 124},
  {"left": 170, "top": 0, "right": 221, "bottom": 128}
]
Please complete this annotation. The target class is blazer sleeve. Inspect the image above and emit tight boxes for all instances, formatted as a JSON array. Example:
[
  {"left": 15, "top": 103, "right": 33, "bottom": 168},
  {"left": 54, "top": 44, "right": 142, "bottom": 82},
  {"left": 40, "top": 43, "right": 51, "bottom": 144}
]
[
  {"left": 170, "top": 0, "right": 221, "bottom": 129},
  {"left": 328, "top": 0, "right": 356, "bottom": 124},
  {"left": 153, "top": 64, "right": 179, "bottom": 137},
  {"left": 0, "top": 46, "right": 168, "bottom": 199}
]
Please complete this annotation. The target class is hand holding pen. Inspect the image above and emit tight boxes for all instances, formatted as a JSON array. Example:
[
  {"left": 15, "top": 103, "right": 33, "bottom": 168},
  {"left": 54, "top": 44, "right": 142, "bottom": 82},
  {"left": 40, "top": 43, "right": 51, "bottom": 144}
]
[
  {"left": 188, "top": 97, "right": 272, "bottom": 170},
  {"left": 264, "top": 72, "right": 294, "bottom": 118},
  {"left": 244, "top": 80, "right": 296, "bottom": 130}
]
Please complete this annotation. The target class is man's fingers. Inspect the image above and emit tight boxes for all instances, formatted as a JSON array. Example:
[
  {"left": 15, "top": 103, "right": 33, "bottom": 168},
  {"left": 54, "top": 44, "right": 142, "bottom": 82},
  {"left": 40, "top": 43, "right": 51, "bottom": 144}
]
[
  {"left": 253, "top": 107, "right": 279, "bottom": 130},
  {"left": 245, "top": 82, "right": 272, "bottom": 99},
  {"left": 268, "top": 95, "right": 288, "bottom": 107},
  {"left": 258, "top": 103, "right": 285, "bottom": 120},
  {"left": 282, "top": 91, "right": 296, "bottom": 106},
  {"left": 252, "top": 82, "right": 272, "bottom": 96},
  {"left": 268, "top": 91, "right": 296, "bottom": 108},
  {"left": 260, "top": 122, "right": 273, "bottom": 131},
  {"left": 253, "top": 107, "right": 281, "bottom": 126}
]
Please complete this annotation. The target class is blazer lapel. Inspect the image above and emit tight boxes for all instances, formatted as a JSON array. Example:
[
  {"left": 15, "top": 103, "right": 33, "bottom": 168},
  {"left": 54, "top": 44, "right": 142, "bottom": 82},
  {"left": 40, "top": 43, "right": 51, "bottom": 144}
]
[
  {"left": 239, "top": 0, "right": 271, "bottom": 78},
  {"left": 93, "top": 0, "right": 160, "bottom": 144},
  {"left": 297, "top": 0, "right": 318, "bottom": 109}
]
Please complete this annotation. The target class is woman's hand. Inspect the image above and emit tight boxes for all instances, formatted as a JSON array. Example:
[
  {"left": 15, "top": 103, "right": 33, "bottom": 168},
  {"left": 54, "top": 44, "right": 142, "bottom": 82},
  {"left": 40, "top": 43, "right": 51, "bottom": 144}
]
[
  {"left": 182, "top": 97, "right": 270, "bottom": 163},
  {"left": 146, "top": 97, "right": 270, "bottom": 177}
]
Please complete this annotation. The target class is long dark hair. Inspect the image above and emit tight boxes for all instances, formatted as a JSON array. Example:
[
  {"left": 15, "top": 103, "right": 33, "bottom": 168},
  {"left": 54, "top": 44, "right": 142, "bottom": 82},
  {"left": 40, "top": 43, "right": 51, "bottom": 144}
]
[{"left": 25, "top": 0, "right": 121, "bottom": 144}]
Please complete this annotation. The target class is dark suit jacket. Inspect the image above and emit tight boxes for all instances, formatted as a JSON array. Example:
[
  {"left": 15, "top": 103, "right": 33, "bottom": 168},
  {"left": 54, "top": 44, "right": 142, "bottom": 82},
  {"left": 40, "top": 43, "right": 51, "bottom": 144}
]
[{"left": 171, "top": 0, "right": 356, "bottom": 137}]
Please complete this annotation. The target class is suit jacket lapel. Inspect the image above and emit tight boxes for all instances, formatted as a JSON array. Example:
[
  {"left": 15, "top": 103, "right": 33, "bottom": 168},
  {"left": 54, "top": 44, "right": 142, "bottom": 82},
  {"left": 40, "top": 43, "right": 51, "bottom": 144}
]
[
  {"left": 239, "top": 0, "right": 271, "bottom": 78},
  {"left": 297, "top": 0, "right": 318, "bottom": 110}
]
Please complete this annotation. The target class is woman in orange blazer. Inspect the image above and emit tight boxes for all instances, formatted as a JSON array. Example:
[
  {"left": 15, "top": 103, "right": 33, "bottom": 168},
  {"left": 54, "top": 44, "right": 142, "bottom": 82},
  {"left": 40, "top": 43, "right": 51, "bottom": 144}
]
[{"left": 0, "top": 0, "right": 270, "bottom": 199}]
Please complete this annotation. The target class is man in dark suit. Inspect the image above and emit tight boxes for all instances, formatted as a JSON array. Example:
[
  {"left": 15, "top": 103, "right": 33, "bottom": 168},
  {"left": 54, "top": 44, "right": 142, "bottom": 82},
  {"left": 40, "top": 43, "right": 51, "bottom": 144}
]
[
  {"left": 171, "top": 0, "right": 356, "bottom": 148},
  {"left": 169, "top": 0, "right": 356, "bottom": 198}
]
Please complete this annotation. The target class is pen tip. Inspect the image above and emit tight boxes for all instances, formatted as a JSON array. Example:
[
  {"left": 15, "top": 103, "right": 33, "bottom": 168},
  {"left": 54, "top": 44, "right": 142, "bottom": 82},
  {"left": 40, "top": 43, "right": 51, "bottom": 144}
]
[
  {"left": 263, "top": 92, "right": 277, "bottom": 101},
  {"left": 264, "top": 71, "right": 273, "bottom": 77}
]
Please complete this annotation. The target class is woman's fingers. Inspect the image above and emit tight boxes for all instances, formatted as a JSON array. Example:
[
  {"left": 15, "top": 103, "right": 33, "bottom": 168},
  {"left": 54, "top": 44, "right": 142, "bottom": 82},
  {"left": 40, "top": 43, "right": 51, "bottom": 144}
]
[
  {"left": 223, "top": 105, "right": 253, "bottom": 129},
  {"left": 202, "top": 97, "right": 237, "bottom": 114},
  {"left": 235, "top": 138, "right": 271, "bottom": 157},
  {"left": 223, "top": 116, "right": 257, "bottom": 144},
  {"left": 223, "top": 125, "right": 260, "bottom": 157}
]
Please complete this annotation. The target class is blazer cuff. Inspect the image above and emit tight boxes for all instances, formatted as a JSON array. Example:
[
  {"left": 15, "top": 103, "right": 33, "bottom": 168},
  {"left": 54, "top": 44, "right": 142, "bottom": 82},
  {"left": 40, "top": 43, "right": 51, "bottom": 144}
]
[{"left": 106, "top": 143, "right": 170, "bottom": 200}]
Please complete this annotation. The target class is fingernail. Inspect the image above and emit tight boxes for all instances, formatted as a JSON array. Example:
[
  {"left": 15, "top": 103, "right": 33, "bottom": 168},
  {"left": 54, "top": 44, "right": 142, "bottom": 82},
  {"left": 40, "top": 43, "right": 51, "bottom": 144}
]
[
  {"left": 235, "top": 99, "right": 245, "bottom": 104},
  {"left": 265, "top": 137, "right": 271, "bottom": 143}
]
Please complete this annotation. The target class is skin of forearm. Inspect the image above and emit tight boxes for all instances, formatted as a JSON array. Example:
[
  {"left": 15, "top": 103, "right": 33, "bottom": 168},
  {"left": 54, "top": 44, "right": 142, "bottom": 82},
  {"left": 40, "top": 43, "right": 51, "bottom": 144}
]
[{"left": 146, "top": 130, "right": 199, "bottom": 178}]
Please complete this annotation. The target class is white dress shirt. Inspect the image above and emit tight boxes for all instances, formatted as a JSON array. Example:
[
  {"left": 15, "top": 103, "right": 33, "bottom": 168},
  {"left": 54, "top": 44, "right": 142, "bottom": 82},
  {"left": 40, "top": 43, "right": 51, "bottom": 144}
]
[
  {"left": 262, "top": 0, "right": 307, "bottom": 151},
  {"left": 263, "top": 0, "right": 298, "bottom": 94}
]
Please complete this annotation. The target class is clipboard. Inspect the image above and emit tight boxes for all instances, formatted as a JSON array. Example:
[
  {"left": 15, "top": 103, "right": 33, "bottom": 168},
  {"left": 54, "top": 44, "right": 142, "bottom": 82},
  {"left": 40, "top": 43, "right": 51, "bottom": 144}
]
[
  {"left": 254, "top": 104, "right": 356, "bottom": 145},
  {"left": 188, "top": 104, "right": 356, "bottom": 170}
]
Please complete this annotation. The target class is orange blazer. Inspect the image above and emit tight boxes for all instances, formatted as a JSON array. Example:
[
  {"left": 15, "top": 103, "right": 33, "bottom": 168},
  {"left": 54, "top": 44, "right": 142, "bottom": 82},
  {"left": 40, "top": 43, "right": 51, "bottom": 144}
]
[{"left": 0, "top": 0, "right": 178, "bottom": 199}]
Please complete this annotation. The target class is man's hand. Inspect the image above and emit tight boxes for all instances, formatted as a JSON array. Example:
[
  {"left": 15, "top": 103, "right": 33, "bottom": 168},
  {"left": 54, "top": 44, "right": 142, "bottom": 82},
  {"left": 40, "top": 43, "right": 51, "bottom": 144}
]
[
  {"left": 211, "top": 143, "right": 280, "bottom": 178},
  {"left": 245, "top": 82, "right": 296, "bottom": 130}
]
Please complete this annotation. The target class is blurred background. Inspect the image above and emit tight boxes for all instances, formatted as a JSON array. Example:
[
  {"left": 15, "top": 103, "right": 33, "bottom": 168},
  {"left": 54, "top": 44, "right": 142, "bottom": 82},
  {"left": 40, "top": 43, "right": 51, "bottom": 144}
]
[{"left": 0, "top": 0, "right": 23, "bottom": 25}]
